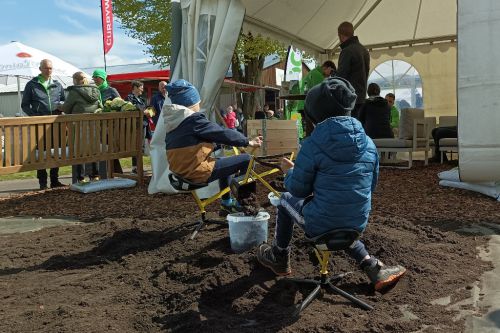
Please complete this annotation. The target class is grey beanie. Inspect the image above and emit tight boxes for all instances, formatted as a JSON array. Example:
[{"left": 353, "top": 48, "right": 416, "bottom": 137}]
[{"left": 304, "top": 76, "right": 357, "bottom": 124}]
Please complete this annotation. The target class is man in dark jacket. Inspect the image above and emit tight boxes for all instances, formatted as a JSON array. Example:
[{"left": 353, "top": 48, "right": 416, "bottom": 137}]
[
  {"left": 21, "top": 59, "right": 66, "bottom": 190},
  {"left": 336, "top": 21, "right": 370, "bottom": 120},
  {"left": 257, "top": 77, "right": 406, "bottom": 291},
  {"left": 359, "top": 83, "right": 393, "bottom": 139}
]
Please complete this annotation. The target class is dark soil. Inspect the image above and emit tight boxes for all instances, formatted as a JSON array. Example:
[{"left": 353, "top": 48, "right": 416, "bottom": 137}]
[{"left": 0, "top": 162, "right": 499, "bottom": 332}]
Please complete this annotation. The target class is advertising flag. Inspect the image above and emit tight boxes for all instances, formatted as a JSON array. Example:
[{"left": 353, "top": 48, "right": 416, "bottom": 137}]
[
  {"left": 101, "top": 0, "right": 114, "bottom": 54},
  {"left": 284, "top": 45, "right": 302, "bottom": 82}
]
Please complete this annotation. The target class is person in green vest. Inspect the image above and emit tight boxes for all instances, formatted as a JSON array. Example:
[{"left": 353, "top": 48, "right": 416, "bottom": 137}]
[{"left": 92, "top": 69, "right": 122, "bottom": 173}]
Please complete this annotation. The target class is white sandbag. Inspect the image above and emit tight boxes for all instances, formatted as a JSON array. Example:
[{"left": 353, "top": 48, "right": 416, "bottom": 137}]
[
  {"left": 70, "top": 178, "right": 136, "bottom": 194},
  {"left": 438, "top": 168, "right": 498, "bottom": 186},
  {"left": 439, "top": 180, "right": 500, "bottom": 201}
]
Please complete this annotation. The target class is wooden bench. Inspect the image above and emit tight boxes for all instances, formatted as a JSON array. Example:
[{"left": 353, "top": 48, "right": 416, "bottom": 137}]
[{"left": 0, "top": 112, "right": 144, "bottom": 184}]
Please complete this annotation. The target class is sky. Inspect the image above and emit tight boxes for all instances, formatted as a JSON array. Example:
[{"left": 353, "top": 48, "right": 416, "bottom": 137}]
[{"left": 0, "top": 0, "right": 151, "bottom": 69}]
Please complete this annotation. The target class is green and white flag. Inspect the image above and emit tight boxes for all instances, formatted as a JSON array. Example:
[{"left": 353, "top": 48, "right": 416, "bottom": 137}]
[{"left": 284, "top": 45, "right": 302, "bottom": 81}]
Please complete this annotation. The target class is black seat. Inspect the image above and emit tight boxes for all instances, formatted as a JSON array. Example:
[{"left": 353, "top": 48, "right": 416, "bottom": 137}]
[
  {"left": 306, "top": 229, "right": 361, "bottom": 251},
  {"left": 169, "top": 173, "right": 208, "bottom": 191}
]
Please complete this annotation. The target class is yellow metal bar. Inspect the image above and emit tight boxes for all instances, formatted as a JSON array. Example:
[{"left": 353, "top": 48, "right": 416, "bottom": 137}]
[
  {"left": 192, "top": 192, "right": 206, "bottom": 214},
  {"left": 243, "top": 156, "right": 254, "bottom": 183},
  {"left": 251, "top": 169, "right": 281, "bottom": 196},
  {"left": 196, "top": 186, "right": 231, "bottom": 208}
]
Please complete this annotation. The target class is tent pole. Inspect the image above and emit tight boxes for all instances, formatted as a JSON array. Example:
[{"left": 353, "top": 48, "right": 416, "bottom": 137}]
[{"left": 16, "top": 76, "right": 22, "bottom": 116}]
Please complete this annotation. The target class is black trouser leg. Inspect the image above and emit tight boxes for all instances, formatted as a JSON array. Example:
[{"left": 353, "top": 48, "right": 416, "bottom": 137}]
[
  {"left": 50, "top": 168, "right": 59, "bottom": 184},
  {"left": 37, "top": 169, "right": 48, "bottom": 187}
]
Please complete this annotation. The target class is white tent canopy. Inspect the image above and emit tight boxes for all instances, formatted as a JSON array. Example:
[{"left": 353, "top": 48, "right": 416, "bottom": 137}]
[
  {"left": 0, "top": 41, "right": 82, "bottom": 115},
  {"left": 242, "top": 0, "right": 456, "bottom": 55},
  {"left": 0, "top": 41, "right": 81, "bottom": 86}
]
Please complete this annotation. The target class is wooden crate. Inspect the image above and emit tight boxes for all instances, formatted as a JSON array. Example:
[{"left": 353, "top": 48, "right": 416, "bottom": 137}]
[{"left": 246, "top": 120, "right": 299, "bottom": 156}]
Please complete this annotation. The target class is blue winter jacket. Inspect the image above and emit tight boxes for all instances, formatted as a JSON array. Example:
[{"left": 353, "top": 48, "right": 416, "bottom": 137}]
[{"left": 284, "top": 116, "right": 379, "bottom": 236}]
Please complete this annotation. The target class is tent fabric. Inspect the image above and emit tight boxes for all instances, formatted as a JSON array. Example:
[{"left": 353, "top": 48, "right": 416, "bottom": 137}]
[
  {"left": 243, "top": 0, "right": 459, "bottom": 120},
  {"left": 458, "top": 0, "right": 500, "bottom": 183},
  {"left": 0, "top": 41, "right": 80, "bottom": 86},
  {"left": 366, "top": 42, "right": 457, "bottom": 119},
  {"left": 0, "top": 41, "right": 82, "bottom": 115},
  {"left": 241, "top": 0, "right": 456, "bottom": 54},
  {"left": 148, "top": 0, "right": 245, "bottom": 195}
]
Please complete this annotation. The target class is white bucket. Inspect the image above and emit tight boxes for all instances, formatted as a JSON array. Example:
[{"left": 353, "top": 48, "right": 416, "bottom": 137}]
[{"left": 227, "top": 211, "right": 270, "bottom": 253}]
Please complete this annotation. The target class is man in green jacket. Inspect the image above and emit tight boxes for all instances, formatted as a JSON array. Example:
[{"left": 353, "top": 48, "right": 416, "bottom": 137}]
[{"left": 21, "top": 59, "right": 66, "bottom": 190}]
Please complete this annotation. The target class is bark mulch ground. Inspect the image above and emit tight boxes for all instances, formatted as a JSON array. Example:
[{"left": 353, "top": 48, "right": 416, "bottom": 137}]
[{"left": 0, "top": 162, "right": 499, "bottom": 332}]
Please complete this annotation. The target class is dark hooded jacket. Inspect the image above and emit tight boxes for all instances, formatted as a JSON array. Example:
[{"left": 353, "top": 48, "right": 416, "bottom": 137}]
[
  {"left": 284, "top": 116, "right": 379, "bottom": 236},
  {"left": 21, "top": 76, "right": 65, "bottom": 116},
  {"left": 336, "top": 36, "right": 370, "bottom": 105},
  {"left": 164, "top": 104, "right": 249, "bottom": 183},
  {"left": 62, "top": 85, "right": 102, "bottom": 114},
  {"left": 358, "top": 96, "right": 394, "bottom": 139}
]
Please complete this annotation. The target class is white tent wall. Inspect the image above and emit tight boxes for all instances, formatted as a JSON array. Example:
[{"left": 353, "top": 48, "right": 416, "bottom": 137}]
[
  {"left": 368, "top": 42, "right": 457, "bottom": 119},
  {"left": 0, "top": 93, "right": 20, "bottom": 117},
  {"left": 148, "top": 0, "right": 245, "bottom": 195},
  {"left": 458, "top": 0, "right": 500, "bottom": 182},
  {"left": 242, "top": 0, "right": 456, "bottom": 55}
]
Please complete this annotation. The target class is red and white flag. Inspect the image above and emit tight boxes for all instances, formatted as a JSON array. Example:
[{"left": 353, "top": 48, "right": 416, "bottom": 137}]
[{"left": 101, "top": 0, "right": 114, "bottom": 54}]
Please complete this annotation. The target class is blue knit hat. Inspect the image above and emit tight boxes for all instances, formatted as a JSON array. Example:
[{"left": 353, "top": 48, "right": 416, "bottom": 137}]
[{"left": 166, "top": 79, "right": 201, "bottom": 107}]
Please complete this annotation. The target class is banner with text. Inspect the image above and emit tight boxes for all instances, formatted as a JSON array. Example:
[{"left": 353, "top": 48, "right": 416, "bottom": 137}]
[{"left": 101, "top": 0, "right": 114, "bottom": 54}]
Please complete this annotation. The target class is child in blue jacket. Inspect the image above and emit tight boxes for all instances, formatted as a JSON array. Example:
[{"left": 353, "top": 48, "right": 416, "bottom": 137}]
[{"left": 257, "top": 77, "right": 406, "bottom": 291}]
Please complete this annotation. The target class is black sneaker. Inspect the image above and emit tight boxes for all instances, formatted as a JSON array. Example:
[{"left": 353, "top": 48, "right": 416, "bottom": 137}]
[
  {"left": 219, "top": 202, "right": 243, "bottom": 217},
  {"left": 39, "top": 185, "right": 48, "bottom": 190},
  {"left": 50, "top": 181, "right": 66, "bottom": 188},
  {"left": 362, "top": 260, "right": 406, "bottom": 291},
  {"left": 257, "top": 244, "right": 291, "bottom": 276}
]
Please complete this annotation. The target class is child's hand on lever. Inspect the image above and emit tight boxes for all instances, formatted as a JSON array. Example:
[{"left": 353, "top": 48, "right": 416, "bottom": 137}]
[
  {"left": 248, "top": 136, "right": 263, "bottom": 148},
  {"left": 281, "top": 157, "right": 294, "bottom": 173}
]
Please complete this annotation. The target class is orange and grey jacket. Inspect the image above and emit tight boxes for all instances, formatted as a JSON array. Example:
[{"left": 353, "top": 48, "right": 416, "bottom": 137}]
[{"left": 164, "top": 104, "right": 249, "bottom": 183}]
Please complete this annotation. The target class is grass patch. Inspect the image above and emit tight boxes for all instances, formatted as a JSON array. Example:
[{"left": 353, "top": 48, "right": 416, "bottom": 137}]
[{"left": 0, "top": 157, "right": 152, "bottom": 182}]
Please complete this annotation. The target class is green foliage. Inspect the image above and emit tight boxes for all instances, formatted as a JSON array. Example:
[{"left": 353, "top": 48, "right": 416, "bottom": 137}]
[{"left": 113, "top": 0, "right": 172, "bottom": 66}]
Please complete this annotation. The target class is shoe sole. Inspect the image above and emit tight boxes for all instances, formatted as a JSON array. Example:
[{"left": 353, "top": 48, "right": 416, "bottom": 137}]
[
  {"left": 374, "top": 268, "right": 407, "bottom": 291},
  {"left": 257, "top": 257, "right": 291, "bottom": 276}
]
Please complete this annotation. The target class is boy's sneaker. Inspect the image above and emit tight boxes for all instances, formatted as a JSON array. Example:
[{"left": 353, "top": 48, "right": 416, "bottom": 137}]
[
  {"left": 362, "top": 259, "right": 407, "bottom": 291},
  {"left": 219, "top": 203, "right": 243, "bottom": 216},
  {"left": 219, "top": 199, "right": 244, "bottom": 216},
  {"left": 257, "top": 244, "right": 291, "bottom": 276}
]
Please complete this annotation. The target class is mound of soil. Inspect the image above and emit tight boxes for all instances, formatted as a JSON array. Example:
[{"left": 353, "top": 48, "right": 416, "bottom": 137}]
[{"left": 0, "top": 162, "right": 499, "bottom": 332}]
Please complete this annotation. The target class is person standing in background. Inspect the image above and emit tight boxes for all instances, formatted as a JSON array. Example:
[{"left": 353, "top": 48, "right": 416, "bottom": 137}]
[
  {"left": 151, "top": 81, "right": 167, "bottom": 126},
  {"left": 63, "top": 71, "right": 102, "bottom": 183},
  {"left": 385, "top": 93, "right": 400, "bottom": 137},
  {"left": 92, "top": 69, "right": 122, "bottom": 173},
  {"left": 126, "top": 81, "right": 149, "bottom": 174},
  {"left": 336, "top": 21, "right": 370, "bottom": 120},
  {"left": 21, "top": 59, "right": 66, "bottom": 190}
]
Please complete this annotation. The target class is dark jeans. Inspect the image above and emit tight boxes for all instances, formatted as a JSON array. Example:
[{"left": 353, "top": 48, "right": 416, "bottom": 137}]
[
  {"left": 37, "top": 168, "right": 59, "bottom": 187},
  {"left": 432, "top": 126, "right": 457, "bottom": 160},
  {"left": 207, "top": 154, "right": 251, "bottom": 200},
  {"left": 75, "top": 163, "right": 98, "bottom": 180},
  {"left": 274, "top": 192, "right": 369, "bottom": 264}
]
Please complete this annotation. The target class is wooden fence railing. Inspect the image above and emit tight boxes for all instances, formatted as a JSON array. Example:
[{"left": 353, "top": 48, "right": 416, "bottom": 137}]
[{"left": 0, "top": 112, "right": 143, "bottom": 183}]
